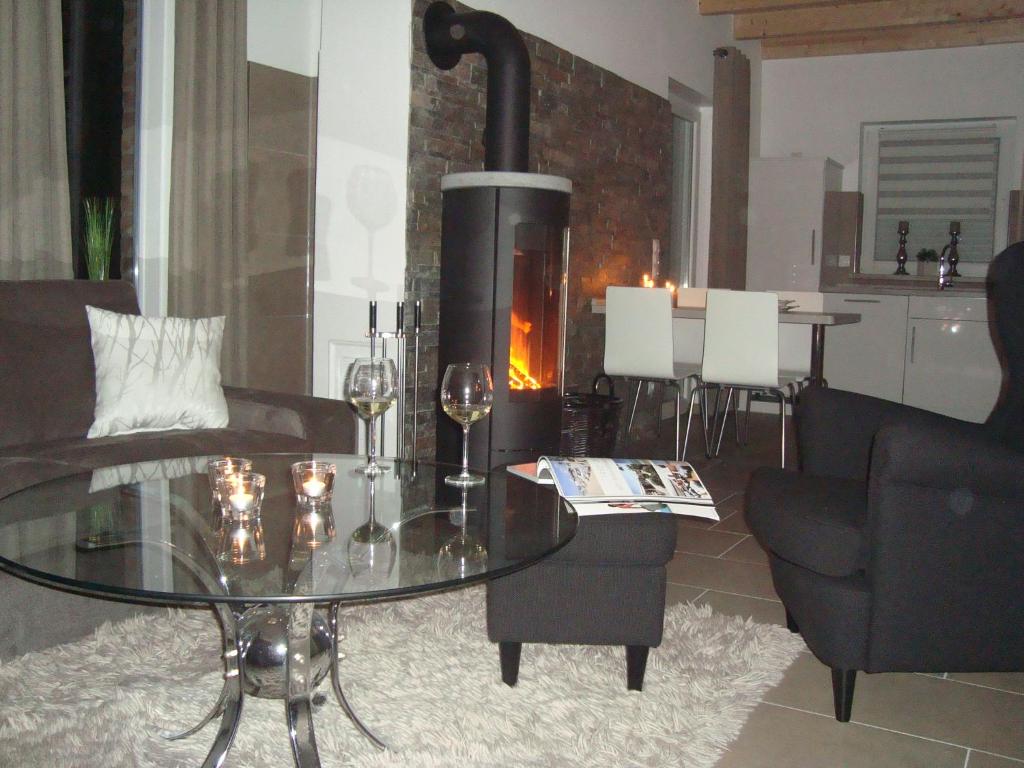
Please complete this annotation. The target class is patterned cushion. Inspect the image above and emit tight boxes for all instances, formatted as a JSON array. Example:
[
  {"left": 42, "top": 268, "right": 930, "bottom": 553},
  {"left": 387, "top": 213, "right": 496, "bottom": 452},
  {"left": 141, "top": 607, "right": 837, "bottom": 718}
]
[{"left": 85, "top": 306, "right": 229, "bottom": 438}]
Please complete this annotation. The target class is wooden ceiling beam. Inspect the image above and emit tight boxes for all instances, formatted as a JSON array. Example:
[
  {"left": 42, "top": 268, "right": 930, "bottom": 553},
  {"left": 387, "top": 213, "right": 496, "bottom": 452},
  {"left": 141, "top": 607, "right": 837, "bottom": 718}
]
[
  {"left": 761, "top": 17, "right": 1024, "bottom": 57},
  {"left": 734, "top": 0, "right": 1024, "bottom": 40},
  {"left": 697, "top": 0, "right": 871, "bottom": 14}
]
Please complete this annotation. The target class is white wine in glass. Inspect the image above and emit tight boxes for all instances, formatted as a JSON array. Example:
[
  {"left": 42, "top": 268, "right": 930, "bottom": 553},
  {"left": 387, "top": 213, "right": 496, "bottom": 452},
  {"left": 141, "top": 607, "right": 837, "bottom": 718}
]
[
  {"left": 440, "top": 362, "right": 494, "bottom": 486},
  {"left": 344, "top": 357, "right": 398, "bottom": 475}
]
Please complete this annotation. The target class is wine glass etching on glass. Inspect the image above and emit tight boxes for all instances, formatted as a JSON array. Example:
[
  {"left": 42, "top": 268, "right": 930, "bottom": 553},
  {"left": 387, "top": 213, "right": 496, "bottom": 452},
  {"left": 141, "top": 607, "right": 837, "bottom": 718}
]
[
  {"left": 440, "top": 362, "right": 494, "bottom": 487},
  {"left": 344, "top": 357, "right": 398, "bottom": 476}
]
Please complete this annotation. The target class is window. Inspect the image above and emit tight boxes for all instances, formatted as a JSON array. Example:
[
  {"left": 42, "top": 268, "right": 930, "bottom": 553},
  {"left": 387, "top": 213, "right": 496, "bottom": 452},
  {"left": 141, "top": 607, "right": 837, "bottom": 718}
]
[
  {"left": 671, "top": 115, "right": 696, "bottom": 286},
  {"left": 668, "top": 79, "right": 706, "bottom": 288},
  {"left": 859, "top": 118, "right": 1017, "bottom": 277}
]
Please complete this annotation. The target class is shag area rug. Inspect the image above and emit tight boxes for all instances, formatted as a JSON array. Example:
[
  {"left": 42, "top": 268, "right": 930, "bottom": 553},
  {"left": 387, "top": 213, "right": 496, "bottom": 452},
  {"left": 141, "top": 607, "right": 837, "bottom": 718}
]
[{"left": 0, "top": 587, "right": 805, "bottom": 767}]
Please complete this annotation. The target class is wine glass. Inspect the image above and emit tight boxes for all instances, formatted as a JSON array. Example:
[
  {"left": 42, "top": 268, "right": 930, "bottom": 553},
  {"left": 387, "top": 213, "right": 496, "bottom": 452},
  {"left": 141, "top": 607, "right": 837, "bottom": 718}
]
[
  {"left": 440, "top": 362, "right": 494, "bottom": 486},
  {"left": 436, "top": 487, "right": 488, "bottom": 580},
  {"left": 347, "top": 474, "right": 396, "bottom": 588},
  {"left": 344, "top": 357, "right": 398, "bottom": 476}
]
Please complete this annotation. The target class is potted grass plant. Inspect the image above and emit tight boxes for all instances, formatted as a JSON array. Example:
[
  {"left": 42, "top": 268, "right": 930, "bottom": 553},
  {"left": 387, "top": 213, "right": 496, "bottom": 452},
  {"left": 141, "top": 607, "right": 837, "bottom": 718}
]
[
  {"left": 83, "top": 197, "right": 115, "bottom": 280},
  {"left": 915, "top": 247, "right": 939, "bottom": 277}
]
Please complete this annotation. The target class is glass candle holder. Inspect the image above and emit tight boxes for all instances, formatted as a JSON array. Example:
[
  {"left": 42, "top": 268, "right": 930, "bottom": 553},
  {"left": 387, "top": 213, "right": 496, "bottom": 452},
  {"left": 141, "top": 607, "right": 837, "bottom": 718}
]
[
  {"left": 217, "top": 515, "right": 266, "bottom": 565},
  {"left": 292, "top": 506, "right": 337, "bottom": 550},
  {"left": 208, "top": 457, "right": 253, "bottom": 509},
  {"left": 215, "top": 471, "right": 266, "bottom": 520},
  {"left": 291, "top": 461, "right": 337, "bottom": 506}
]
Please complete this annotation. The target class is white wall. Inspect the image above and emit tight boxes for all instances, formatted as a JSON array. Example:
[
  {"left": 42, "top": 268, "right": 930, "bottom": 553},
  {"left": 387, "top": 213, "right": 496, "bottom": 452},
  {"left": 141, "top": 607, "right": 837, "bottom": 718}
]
[
  {"left": 312, "top": 1, "right": 412, "bottom": 456},
  {"left": 759, "top": 43, "right": 1024, "bottom": 191},
  {"left": 469, "top": 0, "right": 758, "bottom": 102},
  {"left": 247, "top": 0, "right": 321, "bottom": 77}
]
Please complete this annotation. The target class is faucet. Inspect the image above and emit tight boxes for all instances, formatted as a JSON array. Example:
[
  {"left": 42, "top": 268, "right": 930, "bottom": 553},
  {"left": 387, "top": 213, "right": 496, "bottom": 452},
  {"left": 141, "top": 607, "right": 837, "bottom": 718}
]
[
  {"left": 938, "top": 222, "right": 960, "bottom": 290},
  {"left": 937, "top": 248, "right": 952, "bottom": 290}
]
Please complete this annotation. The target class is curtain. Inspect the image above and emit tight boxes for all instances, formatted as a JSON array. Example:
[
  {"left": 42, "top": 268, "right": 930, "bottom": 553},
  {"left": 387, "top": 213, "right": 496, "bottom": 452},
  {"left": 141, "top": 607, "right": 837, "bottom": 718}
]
[
  {"left": 873, "top": 125, "right": 1000, "bottom": 263},
  {"left": 0, "top": 0, "right": 73, "bottom": 279},
  {"left": 168, "top": 0, "right": 248, "bottom": 386}
]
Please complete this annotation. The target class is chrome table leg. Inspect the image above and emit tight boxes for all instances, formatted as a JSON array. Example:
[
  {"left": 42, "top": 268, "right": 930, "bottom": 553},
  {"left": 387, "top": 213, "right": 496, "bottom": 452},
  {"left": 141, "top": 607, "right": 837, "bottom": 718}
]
[
  {"left": 329, "top": 601, "right": 387, "bottom": 750},
  {"left": 200, "top": 603, "right": 245, "bottom": 768},
  {"left": 286, "top": 601, "right": 321, "bottom": 767}
]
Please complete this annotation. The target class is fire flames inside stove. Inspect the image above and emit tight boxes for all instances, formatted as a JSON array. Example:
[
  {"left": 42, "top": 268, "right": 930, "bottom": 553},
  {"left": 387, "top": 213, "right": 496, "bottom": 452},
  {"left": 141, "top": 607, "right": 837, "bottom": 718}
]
[
  {"left": 508, "top": 230, "right": 561, "bottom": 393},
  {"left": 509, "top": 311, "right": 541, "bottom": 390}
]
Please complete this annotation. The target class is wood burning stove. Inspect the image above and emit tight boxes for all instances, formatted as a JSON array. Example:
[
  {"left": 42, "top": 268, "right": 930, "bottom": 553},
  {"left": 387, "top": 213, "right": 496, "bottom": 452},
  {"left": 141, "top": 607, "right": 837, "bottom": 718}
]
[
  {"left": 424, "top": 2, "right": 573, "bottom": 468},
  {"left": 436, "top": 174, "right": 571, "bottom": 469}
]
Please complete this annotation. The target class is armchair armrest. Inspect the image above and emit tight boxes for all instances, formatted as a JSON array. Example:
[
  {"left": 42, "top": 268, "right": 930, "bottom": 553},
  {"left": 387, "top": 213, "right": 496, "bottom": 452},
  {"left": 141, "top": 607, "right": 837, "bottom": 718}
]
[
  {"left": 223, "top": 387, "right": 357, "bottom": 454},
  {"left": 862, "top": 420, "right": 1024, "bottom": 671},
  {"left": 796, "top": 386, "right": 971, "bottom": 480}
]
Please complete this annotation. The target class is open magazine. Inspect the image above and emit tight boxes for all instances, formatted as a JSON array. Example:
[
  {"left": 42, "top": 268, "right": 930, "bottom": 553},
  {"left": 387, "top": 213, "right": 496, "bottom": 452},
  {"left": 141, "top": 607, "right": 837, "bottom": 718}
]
[{"left": 507, "top": 458, "right": 718, "bottom": 520}]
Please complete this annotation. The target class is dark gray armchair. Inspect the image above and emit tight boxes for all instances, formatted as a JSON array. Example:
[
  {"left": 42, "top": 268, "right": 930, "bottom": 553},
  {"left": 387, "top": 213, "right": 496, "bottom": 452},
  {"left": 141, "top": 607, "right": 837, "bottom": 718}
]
[{"left": 745, "top": 242, "right": 1024, "bottom": 721}]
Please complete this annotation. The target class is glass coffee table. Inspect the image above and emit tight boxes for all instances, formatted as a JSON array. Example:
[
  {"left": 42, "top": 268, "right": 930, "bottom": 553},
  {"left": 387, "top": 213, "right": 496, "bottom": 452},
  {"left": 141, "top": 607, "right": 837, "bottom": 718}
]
[{"left": 0, "top": 453, "right": 577, "bottom": 768}]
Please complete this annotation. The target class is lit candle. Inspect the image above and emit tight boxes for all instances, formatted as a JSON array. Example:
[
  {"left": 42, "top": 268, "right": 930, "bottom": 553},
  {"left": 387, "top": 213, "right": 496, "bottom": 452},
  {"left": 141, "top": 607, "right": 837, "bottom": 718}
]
[
  {"left": 229, "top": 491, "right": 253, "bottom": 513},
  {"left": 302, "top": 477, "right": 326, "bottom": 498}
]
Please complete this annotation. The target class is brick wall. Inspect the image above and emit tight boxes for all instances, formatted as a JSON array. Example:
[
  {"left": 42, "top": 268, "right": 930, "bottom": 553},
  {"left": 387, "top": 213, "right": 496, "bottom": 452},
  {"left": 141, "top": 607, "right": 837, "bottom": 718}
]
[{"left": 406, "top": 0, "right": 673, "bottom": 458}]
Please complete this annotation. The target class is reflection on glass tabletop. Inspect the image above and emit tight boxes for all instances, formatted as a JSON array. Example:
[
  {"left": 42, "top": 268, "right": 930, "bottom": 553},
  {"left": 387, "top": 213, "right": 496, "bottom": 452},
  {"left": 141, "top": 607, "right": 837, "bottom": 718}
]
[{"left": 0, "top": 454, "right": 576, "bottom": 605}]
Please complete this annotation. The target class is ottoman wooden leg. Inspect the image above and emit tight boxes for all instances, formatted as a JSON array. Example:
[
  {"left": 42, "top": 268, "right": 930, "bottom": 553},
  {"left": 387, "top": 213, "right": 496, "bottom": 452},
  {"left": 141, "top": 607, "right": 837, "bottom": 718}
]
[
  {"left": 626, "top": 645, "right": 650, "bottom": 691},
  {"left": 499, "top": 641, "right": 522, "bottom": 687}
]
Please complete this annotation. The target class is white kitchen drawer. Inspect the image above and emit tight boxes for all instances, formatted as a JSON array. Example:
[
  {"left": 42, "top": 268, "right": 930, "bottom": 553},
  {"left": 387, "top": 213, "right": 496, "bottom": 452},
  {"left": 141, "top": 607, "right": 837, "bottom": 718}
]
[
  {"left": 822, "top": 293, "right": 909, "bottom": 402},
  {"left": 908, "top": 295, "right": 989, "bottom": 321}
]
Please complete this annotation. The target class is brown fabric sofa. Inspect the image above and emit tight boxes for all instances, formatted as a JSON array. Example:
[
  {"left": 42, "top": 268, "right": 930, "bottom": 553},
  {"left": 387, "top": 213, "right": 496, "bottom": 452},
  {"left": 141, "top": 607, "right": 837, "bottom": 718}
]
[{"left": 0, "top": 279, "right": 357, "bottom": 657}]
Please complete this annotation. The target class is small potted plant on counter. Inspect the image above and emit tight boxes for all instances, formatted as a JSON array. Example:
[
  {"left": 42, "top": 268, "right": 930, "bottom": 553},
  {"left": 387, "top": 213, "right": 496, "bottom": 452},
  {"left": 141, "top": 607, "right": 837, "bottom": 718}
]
[{"left": 915, "top": 248, "right": 939, "bottom": 277}]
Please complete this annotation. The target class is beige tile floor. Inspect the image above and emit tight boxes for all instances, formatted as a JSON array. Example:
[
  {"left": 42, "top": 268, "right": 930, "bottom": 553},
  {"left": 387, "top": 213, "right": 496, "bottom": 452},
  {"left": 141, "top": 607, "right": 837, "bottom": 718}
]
[{"left": 621, "top": 410, "right": 1024, "bottom": 768}]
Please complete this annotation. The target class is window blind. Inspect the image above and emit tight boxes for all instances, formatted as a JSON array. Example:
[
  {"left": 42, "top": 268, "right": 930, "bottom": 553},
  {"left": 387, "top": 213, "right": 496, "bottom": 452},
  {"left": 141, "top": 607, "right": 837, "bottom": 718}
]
[{"left": 873, "top": 126, "right": 999, "bottom": 264}]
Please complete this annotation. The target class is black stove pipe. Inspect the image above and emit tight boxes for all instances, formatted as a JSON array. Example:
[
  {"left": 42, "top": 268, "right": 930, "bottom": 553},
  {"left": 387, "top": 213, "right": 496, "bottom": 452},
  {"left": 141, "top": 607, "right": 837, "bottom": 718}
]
[{"left": 423, "top": 1, "right": 530, "bottom": 172}]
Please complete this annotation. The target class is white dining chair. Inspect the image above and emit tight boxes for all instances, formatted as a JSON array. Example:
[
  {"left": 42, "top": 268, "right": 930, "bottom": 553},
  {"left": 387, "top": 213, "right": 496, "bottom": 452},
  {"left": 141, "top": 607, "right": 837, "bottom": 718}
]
[
  {"left": 604, "top": 286, "right": 705, "bottom": 459},
  {"left": 681, "top": 289, "right": 799, "bottom": 468}
]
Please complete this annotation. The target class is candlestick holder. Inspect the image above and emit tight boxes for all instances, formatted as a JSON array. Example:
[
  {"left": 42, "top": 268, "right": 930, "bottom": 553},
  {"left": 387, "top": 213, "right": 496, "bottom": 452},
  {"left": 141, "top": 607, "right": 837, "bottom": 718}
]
[
  {"left": 944, "top": 222, "right": 961, "bottom": 278},
  {"left": 207, "top": 457, "right": 253, "bottom": 512},
  {"left": 894, "top": 220, "right": 909, "bottom": 275},
  {"left": 215, "top": 471, "right": 265, "bottom": 521},
  {"left": 291, "top": 460, "right": 337, "bottom": 506},
  {"left": 292, "top": 505, "right": 336, "bottom": 549},
  {"left": 216, "top": 514, "right": 266, "bottom": 565}
]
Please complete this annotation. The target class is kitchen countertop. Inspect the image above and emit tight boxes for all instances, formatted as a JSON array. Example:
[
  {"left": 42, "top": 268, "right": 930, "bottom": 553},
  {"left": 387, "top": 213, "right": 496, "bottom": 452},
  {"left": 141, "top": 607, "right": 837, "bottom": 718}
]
[{"left": 822, "top": 273, "right": 987, "bottom": 297}]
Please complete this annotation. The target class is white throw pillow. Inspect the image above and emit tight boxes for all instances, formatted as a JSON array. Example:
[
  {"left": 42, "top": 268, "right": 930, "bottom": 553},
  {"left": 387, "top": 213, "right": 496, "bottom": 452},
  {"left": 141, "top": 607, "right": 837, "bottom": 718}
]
[{"left": 86, "top": 306, "right": 230, "bottom": 438}]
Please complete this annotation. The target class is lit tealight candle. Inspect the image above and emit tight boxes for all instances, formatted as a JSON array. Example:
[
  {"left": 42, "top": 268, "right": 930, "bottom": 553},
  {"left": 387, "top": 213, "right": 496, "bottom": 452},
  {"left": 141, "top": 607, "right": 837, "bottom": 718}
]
[
  {"left": 302, "top": 477, "right": 326, "bottom": 498},
  {"left": 229, "top": 491, "right": 253, "bottom": 514}
]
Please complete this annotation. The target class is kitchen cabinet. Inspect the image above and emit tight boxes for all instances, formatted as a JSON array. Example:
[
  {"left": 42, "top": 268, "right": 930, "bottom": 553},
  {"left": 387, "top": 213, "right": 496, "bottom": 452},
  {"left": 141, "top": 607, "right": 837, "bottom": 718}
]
[
  {"left": 902, "top": 297, "right": 1002, "bottom": 422},
  {"left": 823, "top": 293, "right": 909, "bottom": 403},
  {"left": 746, "top": 157, "right": 843, "bottom": 292},
  {"left": 823, "top": 292, "right": 1001, "bottom": 422}
]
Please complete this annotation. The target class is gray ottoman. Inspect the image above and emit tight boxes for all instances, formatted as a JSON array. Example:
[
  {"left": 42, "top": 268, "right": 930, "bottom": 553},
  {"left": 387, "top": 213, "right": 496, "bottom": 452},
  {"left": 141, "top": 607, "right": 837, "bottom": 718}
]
[{"left": 486, "top": 512, "right": 678, "bottom": 691}]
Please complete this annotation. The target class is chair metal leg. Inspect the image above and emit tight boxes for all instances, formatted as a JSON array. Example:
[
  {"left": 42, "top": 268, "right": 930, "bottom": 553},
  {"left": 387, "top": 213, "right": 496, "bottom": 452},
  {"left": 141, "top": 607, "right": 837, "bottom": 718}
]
[
  {"left": 681, "top": 384, "right": 702, "bottom": 461},
  {"left": 713, "top": 388, "right": 734, "bottom": 458},
  {"left": 773, "top": 389, "right": 786, "bottom": 468},
  {"left": 626, "top": 379, "right": 643, "bottom": 436},
  {"left": 674, "top": 382, "right": 683, "bottom": 461},
  {"left": 733, "top": 390, "right": 743, "bottom": 445},
  {"left": 743, "top": 390, "right": 753, "bottom": 445},
  {"left": 832, "top": 669, "right": 856, "bottom": 722}
]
